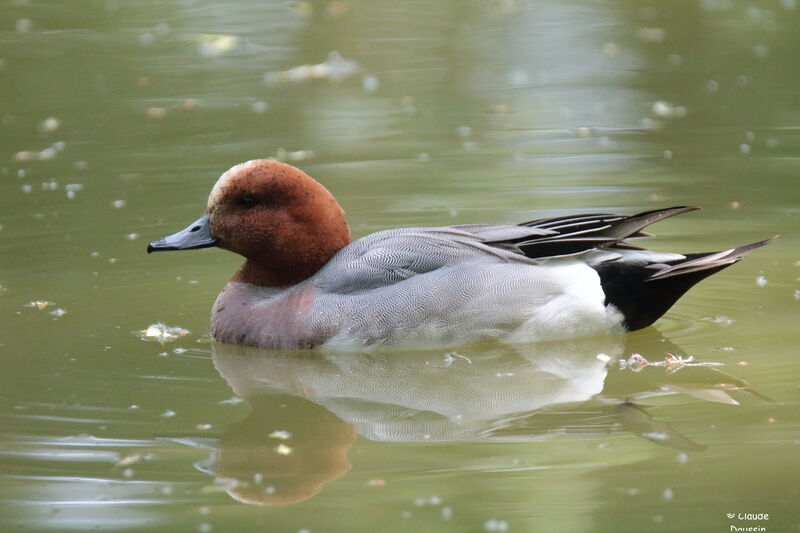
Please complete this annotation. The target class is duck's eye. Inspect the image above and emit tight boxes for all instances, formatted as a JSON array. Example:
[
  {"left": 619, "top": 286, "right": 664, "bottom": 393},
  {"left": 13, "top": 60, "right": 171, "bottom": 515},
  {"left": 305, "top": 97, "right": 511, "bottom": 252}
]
[{"left": 237, "top": 195, "right": 257, "bottom": 208}]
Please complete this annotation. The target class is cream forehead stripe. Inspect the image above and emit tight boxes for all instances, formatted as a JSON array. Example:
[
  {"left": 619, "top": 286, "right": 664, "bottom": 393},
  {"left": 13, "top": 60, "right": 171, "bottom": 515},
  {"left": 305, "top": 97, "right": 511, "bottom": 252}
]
[{"left": 207, "top": 160, "right": 256, "bottom": 209}]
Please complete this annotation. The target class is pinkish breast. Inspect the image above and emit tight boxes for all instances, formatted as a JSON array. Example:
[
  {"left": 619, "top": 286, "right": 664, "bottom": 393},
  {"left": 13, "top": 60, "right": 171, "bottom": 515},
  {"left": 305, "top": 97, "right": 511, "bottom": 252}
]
[{"left": 211, "top": 281, "right": 326, "bottom": 349}]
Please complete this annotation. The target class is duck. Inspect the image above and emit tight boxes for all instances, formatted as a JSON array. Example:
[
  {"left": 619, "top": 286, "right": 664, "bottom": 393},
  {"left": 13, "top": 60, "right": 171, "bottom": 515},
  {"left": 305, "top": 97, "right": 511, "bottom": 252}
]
[{"left": 148, "top": 159, "right": 771, "bottom": 350}]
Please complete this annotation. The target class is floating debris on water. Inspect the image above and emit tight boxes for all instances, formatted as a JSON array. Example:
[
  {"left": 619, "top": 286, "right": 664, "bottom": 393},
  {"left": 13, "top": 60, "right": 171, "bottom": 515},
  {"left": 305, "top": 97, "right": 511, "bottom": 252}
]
[
  {"left": 362, "top": 75, "right": 379, "bottom": 93},
  {"left": 274, "top": 443, "right": 292, "bottom": 455},
  {"left": 197, "top": 34, "right": 239, "bottom": 57},
  {"left": 636, "top": 27, "right": 666, "bottom": 43},
  {"left": 484, "top": 519, "right": 509, "bottom": 532},
  {"left": 272, "top": 147, "right": 315, "bottom": 162},
  {"left": 287, "top": 149, "right": 315, "bottom": 162},
  {"left": 49, "top": 308, "right": 67, "bottom": 318},
  {"left": 442, "top": 351, "right": 472, "bottom": 366},
  {"left": 619, "top": 353, "right": 723, "bottom": 374},
  {"left": 269, "top": 430, "right": 292, "bottom": 440},
  {"left": 111, "top": 200, "right": 126, "bottom": 209},
  {"left": 65, "top": 183, "right": 84, "bottom": 200},
  {"left": 15, "top": 142, "right": 66, "bottom": 162},
  {"left": 115, "top": 453, "right": 143, "bottom": 468},
  {"left": 699, "top": 315, "right": 734, "bottom": 326},
  {"left": 218, "top": 396, "right": 244, "bottom": 405},
  {"left": 652, "top": 100, "right": 687, "bottom": 118},
  {"left": 755, "top": 274, "right": 767, "bottom": 287},
  {"left": 126, "top": 233, "right": 140, "bottom": 240},
  {"left": 620, "top": 353, "right": 649, "bottom": 372},
  {"left": 251, "top": 101, "right": 269, "bottom": 113},
  {"left": 25, "top": 300, "right": 54, "bottom": 310},
  {"left": 596, "top": 353, "right": 612, "bottom": 362},
  {"left": 413, "top": 495, "right": 443, "bottom": 507},
  {"left": 147, "top": 107, "right": 167, "bottom": 119},
  {"left": 16, "top": 18, "right": 32, "bottom": 33},
  {"left": 161, "top": 409, "right": 176, "bottom": 418},
  {"left": 366, "top": 479, "right": 386, "bottom": 487},
  {"left": 263, "top": 51, "right": 359, "bottom": 85},
  {"left": 38, "top": 117, "right": 60, "bottom": 133},
  {"left": 136, "top": 323, "right": 190, "bottom": 344},
  {"left": 602, "top": 42, "right": 618, "bottom": 57}
]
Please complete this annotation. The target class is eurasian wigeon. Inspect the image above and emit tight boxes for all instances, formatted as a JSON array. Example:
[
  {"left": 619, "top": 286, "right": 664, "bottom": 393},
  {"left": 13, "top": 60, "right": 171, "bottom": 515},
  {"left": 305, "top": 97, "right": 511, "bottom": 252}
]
[{"left": 148, "top": 159, "right": 771, "bottom": 350}]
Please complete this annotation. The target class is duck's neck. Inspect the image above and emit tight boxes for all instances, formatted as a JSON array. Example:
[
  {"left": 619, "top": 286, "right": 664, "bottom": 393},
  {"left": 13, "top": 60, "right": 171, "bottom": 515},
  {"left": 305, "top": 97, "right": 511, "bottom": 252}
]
[
  {"left": 231, "top": 238, "right": 350, "bottom": 288},
  {"left": 231, "top": 259, "right": 317, "bottom": 287}
]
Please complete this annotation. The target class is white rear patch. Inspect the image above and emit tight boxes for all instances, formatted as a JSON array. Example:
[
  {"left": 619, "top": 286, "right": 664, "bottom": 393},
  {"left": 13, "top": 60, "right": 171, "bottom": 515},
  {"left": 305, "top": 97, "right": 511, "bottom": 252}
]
[{"left": 505, "top": 262, "right": 624, "bottom": 343}]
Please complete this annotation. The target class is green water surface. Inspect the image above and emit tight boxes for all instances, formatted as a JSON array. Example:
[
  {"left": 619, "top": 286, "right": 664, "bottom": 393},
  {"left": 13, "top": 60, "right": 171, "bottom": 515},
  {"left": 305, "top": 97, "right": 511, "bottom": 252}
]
[{"left": 1, "top": 1, "right": 798, "bottom": 532}]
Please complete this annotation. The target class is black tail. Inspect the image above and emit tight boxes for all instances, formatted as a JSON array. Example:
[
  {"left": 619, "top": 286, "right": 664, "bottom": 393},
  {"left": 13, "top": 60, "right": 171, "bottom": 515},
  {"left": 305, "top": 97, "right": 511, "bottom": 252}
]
[{"left": 596, "top": 238, "right": 775, "bottom": 331}]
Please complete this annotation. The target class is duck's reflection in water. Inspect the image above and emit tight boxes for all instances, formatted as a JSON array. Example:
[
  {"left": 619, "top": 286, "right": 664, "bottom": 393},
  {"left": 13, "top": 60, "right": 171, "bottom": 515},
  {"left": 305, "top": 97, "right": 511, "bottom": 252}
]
[
  {"left": 174, "top": 337, "right": 761, "bottom": 504},
  {"left": 192, "top": 393, "right": 356, "bottom": 505}
]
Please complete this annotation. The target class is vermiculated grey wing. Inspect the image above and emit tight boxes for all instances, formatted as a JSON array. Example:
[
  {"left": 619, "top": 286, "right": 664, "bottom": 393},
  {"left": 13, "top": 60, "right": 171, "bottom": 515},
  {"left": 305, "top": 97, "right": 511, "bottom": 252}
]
[{"left": 316, "top": 225, "right": 552, "bottom": 294}]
